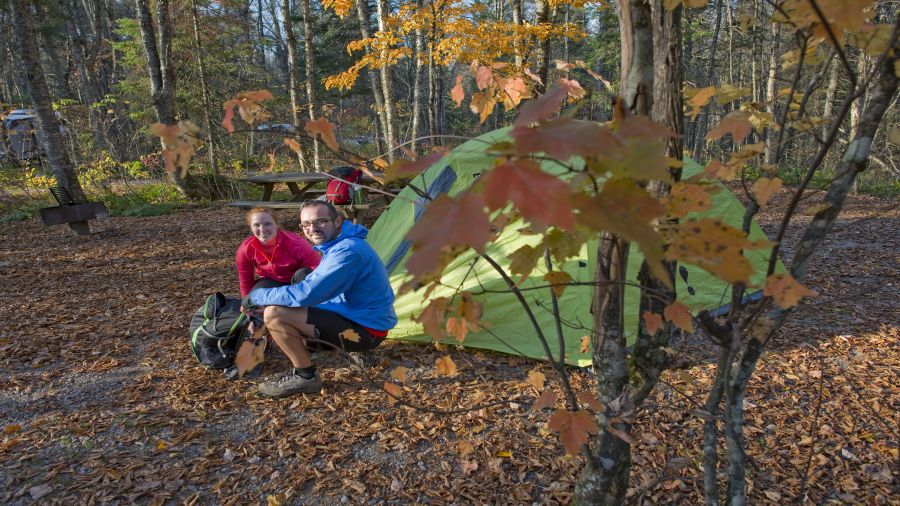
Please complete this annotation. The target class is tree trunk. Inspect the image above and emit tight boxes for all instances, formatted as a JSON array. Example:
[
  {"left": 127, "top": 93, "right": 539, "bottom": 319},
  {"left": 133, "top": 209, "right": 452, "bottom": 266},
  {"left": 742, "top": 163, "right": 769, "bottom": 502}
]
[
  {"left": 690, "top": 0, "right": 723, "bottom": 161},
  {"left": 356, "top": 0, "right": 389, "bottom": 152},
  {"left": 723, "top": 24, "right": 898, "bottom": 506},
  {"left": 281, "top": 0, "right": 310, "bottom": 171},
  {"left": 763, "top": 21, "right": 779, "bottom": 165},
  {"left": 410, "top": 0, "right": 425, "bottom": 154},
  {"left": 135, "top": 0, "right": 202, "bottom": 197},
  {"left": 269, "top": 0, "right": 289, "bottom": 84},
  {"left": 375, "top": 0, "right": 398, "bottom": 160},
  {"left": 428, "top": 41, "right": 438, "bottom": 144},
  {"left": 821, "top": 58, "right": 839, "bottom": 139},
  {"left": 575, "top": 1, "right": 664, "bottom": 503},
  {"left": 511, "top": 0, "right": 523, "bottom": 67},
  {"left": 190, "top": 0, "right": 219, "bottom": 174},
  {"left": 10, "top": 0, "right": 87, "bottom": 206},
  {"left": 533, "top": 0, "right": 554, "bottom": 94},
  {"left": 300, "top": 0, "right": 321, "bottom": 170}
]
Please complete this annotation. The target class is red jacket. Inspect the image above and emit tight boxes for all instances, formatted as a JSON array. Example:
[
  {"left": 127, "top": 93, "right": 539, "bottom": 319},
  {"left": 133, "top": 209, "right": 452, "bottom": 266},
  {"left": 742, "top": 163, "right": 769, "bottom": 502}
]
[{"left": 236, "top": 229, "right": 321, "bottom": 297}]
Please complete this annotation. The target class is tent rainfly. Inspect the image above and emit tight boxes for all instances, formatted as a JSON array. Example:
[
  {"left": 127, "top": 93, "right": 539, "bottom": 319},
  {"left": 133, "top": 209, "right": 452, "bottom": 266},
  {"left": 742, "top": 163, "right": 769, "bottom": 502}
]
[{"left": 369, "top": 124, "right": 776, "bottom": 366}]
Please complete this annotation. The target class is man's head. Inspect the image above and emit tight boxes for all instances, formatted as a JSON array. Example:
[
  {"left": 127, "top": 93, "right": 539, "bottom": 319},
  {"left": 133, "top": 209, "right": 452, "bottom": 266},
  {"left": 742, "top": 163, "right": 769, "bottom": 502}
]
[{"left": 299, "top": 200, "right": 343, "bottom": 245}]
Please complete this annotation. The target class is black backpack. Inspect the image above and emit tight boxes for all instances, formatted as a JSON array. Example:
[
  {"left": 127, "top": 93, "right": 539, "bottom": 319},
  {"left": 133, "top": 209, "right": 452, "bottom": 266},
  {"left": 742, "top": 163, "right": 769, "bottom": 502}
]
[{"left": 189, "top": 293, "right": 250, "bottom": 369}]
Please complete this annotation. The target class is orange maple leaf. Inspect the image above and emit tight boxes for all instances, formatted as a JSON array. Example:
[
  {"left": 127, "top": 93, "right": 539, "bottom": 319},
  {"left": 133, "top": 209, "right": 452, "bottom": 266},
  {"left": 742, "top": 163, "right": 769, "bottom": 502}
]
[
  {"left": 435, "top": 356, "right": 458, "bottom": 377},
  {"left": 383, "top": 147, "right": 449, "bottom": 183},
  {"left": 384, "top": 381, "right": 402, "bottom": 405},
  {"left": 511, "top": 118, "right": 620, "bottom": 160},
  {"left": 533, "top": 389, "right": 558, "bottom": 411},
  {"left": 543, "top": 271, "right": 573, "bottom": 297},
  {"left": 751, "top": 177, "right": 783, "bottom": 206},
  {"left": 413, "top": 297, "right": 450, "bottom": 340},
  {"left": 305, "top": 118, "right": 339, "bottom": 151},
  {"left": 450, "top": 75, "right": 465, "bottom": 107},
  {"left": 389, "top": 366, "right": 409, "bottom": 382},
  {"left": 405, "top": 193, "right": 491, "bottom": 281},
  {"left": 576, "top": 391, "right": 603, "bottom": 411},
  {"left": 706, "top": 111, "right": 753, "bottom": 143},
  {"left": 764, "top": 273, "right": 818, "bottom": 308},
  {"left": 663, "top": 301, "right": 695, "bottom": 333},
  {"left": 482, "top": 159, "right": 576, "bottom": 230},
  {"left": 643, "top": 311, "right": 665, "bottom": 335},
  {"left": 547, "top": 409, "right": 597, "bottom": 455},
  {"left": 514, "top": 85, "right": 569, "bottom": 126},
  {"left": 235, "top": 338, "right": 266, "bottom": 377}
]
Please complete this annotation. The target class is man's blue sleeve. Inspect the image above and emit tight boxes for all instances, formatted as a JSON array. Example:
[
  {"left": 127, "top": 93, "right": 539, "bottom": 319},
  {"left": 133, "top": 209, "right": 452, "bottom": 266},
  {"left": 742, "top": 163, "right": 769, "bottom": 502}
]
[{"left": 249, "top": 247, "right": 359, "bottom": 308}]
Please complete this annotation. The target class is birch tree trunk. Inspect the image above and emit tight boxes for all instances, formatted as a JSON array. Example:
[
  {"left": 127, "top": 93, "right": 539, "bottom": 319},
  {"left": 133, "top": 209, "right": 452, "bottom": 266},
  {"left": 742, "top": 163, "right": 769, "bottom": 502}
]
[
  {"left": 281, "top": 0, "right": 310, "bottom": 171},
  {"left": 300, "top": 0, "right": 321, "bottom": 170},
  {"left": 355, "top": 0, "right": 389, "bottom": 152},
  {"left": 10, "top": 0, "right": 87, "bottom": 206},
  {"left": 190, "top": 0, "right": 219, "bottom": 174},
  {"left": 763, "top": 21, "right": 780, "bottom": 165},
  {"left": 375, "top": 0, "right": 398, "bottom": 160},
  {"left": 410, "top": 0, "right": 425, "bottom": 154}
]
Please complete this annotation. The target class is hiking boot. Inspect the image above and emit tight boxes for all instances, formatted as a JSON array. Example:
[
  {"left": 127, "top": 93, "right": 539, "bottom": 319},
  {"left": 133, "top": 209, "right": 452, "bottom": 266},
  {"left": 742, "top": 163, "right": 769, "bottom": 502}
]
[{"left": 258, "top": 370, "right": 323, "bottom": 398}]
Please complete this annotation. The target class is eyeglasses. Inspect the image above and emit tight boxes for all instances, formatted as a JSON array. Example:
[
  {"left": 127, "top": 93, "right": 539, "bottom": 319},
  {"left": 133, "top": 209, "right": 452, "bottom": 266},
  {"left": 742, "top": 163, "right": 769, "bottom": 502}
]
[{"left": 300, "top": 218, "right": 333, "bottom": 229}]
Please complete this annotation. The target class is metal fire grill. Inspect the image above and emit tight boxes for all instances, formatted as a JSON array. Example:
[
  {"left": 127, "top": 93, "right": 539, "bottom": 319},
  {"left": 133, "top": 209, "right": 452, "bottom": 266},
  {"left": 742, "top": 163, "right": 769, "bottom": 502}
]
[{"left": 39, "top": 186, "right": 107, "bottom": 236}]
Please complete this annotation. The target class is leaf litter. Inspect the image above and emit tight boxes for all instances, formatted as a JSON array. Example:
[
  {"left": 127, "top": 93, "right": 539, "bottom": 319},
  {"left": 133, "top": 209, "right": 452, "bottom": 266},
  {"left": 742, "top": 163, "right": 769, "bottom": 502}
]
[{"left": 0, "top": 190, "right": 896, "bottom": 504}]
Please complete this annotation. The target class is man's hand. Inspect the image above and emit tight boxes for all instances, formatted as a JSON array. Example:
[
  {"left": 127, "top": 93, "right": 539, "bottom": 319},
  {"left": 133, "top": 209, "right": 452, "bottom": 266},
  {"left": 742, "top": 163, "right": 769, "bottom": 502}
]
[{"left": 241, "top": 292, "right": 260, "bottom": 313}]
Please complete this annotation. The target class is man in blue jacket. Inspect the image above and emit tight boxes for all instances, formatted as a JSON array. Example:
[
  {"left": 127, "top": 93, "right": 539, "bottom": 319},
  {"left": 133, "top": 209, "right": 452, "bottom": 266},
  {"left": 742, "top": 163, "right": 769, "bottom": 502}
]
[{"left": 242, "top": 200, "right": 397, "bottom": 398}]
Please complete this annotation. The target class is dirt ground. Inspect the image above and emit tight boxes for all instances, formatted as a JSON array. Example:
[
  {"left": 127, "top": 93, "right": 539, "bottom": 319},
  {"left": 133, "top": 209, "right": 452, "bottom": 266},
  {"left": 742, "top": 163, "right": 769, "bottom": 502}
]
[{"left": 0, "top": 189, "right": 897, "bottom": 505}]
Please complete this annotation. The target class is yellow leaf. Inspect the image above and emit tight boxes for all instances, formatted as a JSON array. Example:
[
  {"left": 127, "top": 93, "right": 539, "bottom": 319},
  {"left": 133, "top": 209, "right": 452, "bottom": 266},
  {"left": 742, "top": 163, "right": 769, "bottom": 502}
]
[
  {"left": 714, "top": 84, "right": 751, "bottom": 104},
  {"left": 664, "top": 301, "right": 695, "bottom": 333},
  {"left": 3, "top": 424, "right": 21, "bottom": 434},
  {"left": 267, "top": 495, "right": 282, "bottom": 506},
  {"left": 435, "top": 356, "right": 458, "bottom": 377},
  {"left": 764, "top": 273, "right": 818, "bottom": 308},
  {"left": 665, "top": 218, "right": 771, "bottom": 284},
  {"left": 684, "top": 86, "right": 716, "bottom": 118},
  {"left": 495, "top": 450, "right": 512, "bottom": 458},
  {"left": 340, "top": 329, "right": 361, "bottom": 343},
  {"left": 390, "top": 366, "right": 410, "bottom": 382},
  {"left": 527, "top": 369, "right": 546, "bottom": 392},
  {"left": 751, "top": 177, "right": 783, "bottom": 206},
  {"left": 543, "top": 270, "right": 573, "bottom": 296},
  {"left": 579, "top": 336, "right": 590, "bottom": 354},
  {"left": 156, "top": 441, "right": 167, "bottom": 451},
  {"left": 803, "top": 202, "right": 832, "bottom": 215}
]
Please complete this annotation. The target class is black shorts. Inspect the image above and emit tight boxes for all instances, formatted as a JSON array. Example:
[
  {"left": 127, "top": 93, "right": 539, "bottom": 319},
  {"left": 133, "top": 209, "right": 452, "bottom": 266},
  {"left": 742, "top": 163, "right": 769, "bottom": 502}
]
[{"left": 306, "top": 307, "right": 384, "bottom": 352}]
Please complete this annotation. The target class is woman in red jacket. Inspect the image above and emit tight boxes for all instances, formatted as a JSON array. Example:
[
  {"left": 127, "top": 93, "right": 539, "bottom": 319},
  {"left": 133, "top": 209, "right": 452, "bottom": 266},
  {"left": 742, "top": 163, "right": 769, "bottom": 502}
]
[{"left": 236, "top": 207, "right": 321, "bottom": 298}]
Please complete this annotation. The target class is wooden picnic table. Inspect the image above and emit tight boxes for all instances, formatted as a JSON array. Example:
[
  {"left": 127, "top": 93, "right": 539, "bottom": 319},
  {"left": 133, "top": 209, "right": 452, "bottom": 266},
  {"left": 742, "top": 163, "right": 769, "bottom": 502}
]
[
  {"left": 226, "top": 171, "right": 383, "bottom": 221},
  {"left": 242, "top": 171, "right": 380, "bottom": 202}
]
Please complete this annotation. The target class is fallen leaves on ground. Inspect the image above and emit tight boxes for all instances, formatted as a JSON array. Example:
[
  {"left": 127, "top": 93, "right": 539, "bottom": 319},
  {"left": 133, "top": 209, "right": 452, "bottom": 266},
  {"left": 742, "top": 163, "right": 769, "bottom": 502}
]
[{"left": 0, "top": 189, "right": 896, "bottom": 504}]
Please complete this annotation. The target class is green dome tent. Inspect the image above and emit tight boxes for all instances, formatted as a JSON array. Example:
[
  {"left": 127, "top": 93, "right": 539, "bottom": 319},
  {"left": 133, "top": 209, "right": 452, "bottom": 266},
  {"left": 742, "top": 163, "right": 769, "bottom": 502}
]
[{"left": 368, "top": 125, "right": 775, "bottom": 366}]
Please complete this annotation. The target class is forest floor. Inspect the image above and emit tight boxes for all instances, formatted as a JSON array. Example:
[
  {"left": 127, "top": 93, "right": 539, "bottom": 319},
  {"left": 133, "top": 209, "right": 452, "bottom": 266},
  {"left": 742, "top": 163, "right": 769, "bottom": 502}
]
[{"left": 0, "top": 188, "right": 897, "bottom": 505}]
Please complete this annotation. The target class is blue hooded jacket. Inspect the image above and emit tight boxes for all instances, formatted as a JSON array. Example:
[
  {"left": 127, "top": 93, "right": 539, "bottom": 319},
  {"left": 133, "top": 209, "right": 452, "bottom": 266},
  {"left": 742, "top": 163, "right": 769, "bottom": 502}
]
[{"left": 249, "top": 222, "right": 398, "bottom": 331}]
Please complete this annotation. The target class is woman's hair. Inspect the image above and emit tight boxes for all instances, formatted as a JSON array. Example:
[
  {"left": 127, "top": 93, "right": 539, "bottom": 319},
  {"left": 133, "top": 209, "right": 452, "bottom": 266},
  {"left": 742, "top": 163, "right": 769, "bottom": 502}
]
[{"left": 245, "top": 207, "right": 279, "bottom": 226}]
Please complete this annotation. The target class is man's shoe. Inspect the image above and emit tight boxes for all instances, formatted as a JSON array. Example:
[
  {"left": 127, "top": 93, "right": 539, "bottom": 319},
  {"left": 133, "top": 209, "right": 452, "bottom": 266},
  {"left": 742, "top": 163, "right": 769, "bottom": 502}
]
[{"left": 258, "top": 370, "right": 323, "bottom": 398}]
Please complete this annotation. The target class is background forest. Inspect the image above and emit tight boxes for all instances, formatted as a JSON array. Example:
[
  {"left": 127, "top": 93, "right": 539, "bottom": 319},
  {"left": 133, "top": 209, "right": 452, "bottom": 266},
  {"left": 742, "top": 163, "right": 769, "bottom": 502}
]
[{"left": 0, "top": 0, "right": 897, "bottom": 220}]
